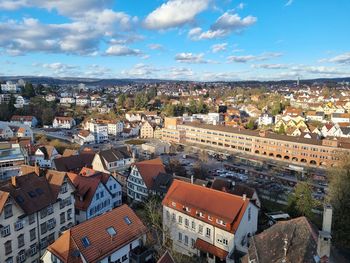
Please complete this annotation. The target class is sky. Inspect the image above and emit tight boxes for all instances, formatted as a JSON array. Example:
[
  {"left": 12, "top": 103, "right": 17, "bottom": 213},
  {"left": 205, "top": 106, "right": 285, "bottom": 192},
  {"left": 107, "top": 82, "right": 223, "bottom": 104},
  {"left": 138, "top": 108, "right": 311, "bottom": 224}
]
[{"left": 0, "top": 0, "right": 350, "bottom": 81}]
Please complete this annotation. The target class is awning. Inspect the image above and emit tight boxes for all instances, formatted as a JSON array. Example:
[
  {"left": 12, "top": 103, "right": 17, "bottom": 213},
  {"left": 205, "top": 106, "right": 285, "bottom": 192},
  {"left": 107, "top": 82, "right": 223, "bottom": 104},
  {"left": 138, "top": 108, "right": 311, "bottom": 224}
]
[{"left": 194, "top": 238, "right": 228, "bottom": 260}]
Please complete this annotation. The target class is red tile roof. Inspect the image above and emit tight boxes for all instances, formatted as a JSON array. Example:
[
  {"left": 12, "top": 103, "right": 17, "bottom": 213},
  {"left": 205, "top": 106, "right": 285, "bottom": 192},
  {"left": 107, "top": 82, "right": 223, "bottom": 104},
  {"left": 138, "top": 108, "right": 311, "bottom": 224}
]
[
  {"left": 195, "top": 238, "right": 228, "bottom": 260},
  {"left": 162, "top": 180, "right": 249, "bottom": 233},
  {"left": 47, "top": 205, "right": 148, "bottom": 263},
  {"left": 134, "top": 158, "right": 166, "bottom": 189},
  {"left": 157, "top": 250, "right": 175, "bottom": 263}
]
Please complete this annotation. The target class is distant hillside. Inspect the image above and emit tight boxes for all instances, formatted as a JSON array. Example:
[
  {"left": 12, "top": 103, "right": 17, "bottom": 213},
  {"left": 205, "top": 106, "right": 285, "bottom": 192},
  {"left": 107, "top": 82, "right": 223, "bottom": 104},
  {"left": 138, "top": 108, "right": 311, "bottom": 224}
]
[{"left": 0, "top": 75, "right": 349, "bottom": 86}]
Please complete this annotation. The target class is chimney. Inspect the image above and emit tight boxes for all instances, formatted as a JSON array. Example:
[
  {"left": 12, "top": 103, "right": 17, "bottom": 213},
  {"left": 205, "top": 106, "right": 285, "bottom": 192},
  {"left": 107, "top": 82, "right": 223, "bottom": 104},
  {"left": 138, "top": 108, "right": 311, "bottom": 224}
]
[
  {"left": 317, "top": 205, "right": 332, "bottom": 259},
  {"left": 242, "top": 194, "right": 246, "bottom": 201},
  {"left": 322, "top": 204, "right": 332, "bottom": 233},
  {"left": 11, "top": 176, "right": 17, "bottom": 187},
  {"left": 191, "top": 175, "right": 194, "bottom": 184}
]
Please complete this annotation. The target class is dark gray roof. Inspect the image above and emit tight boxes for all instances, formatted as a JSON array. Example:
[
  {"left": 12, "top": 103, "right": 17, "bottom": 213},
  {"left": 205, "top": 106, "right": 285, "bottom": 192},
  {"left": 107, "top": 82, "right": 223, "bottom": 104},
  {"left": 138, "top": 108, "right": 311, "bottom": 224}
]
[{"left": 53, "top": 153, "right": 95, "bottom": 172}]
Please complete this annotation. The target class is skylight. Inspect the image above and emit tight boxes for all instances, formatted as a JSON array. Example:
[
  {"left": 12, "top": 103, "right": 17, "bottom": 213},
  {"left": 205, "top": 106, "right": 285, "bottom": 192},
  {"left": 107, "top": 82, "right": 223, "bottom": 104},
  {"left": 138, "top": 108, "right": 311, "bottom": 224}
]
[
  {"left": 81, "top": 236, "right": 91, "bottom": 248},
  {"left": 106, "top": 227, "right": 117, "bottom": 237},
  {"left": 124, "top": 216, "right": 132, "bottom": 225}
]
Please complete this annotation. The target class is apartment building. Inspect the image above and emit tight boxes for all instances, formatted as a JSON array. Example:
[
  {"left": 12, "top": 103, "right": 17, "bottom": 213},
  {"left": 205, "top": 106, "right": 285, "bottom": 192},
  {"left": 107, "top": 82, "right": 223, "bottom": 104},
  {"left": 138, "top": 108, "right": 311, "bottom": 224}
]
[
  {"left": 127, "top": 158, "right": 172, "bottom": 202},
  {"left": 52, "top": 117, "right": 76, "bottom": 129},
  {"left": 1, "top": 81, "right": 20, "bottom": 93},
  {"left": 10, "top": 115, "right": 38, "bottom": 128},
  {"left": 0, "top": 143, "right": 27, "bottom": 181},
  {"left": 161, "top": 118, "right": 350, "bottom": 167},
  {"left": 162, "top": 180, "right": 258, "bottom": 263},
  {"left": 42, "top": 205, "right": 148, "bottom": 263},
  {"left": 0, "top": 168, "right": 75, "bottom": 263},
  {"left": 67, "top": 168, "right": 122, "bottom": 224},
  {"left": 140, "top": 121, "right": 156, "bottom": 138}
]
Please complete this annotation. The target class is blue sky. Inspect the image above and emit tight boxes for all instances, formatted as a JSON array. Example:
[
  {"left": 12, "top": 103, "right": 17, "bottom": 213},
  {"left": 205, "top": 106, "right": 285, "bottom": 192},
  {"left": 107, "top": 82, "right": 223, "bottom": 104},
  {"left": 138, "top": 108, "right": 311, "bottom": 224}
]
[{"left": 0, "top": 0, "right": 349, "bottom": 81}]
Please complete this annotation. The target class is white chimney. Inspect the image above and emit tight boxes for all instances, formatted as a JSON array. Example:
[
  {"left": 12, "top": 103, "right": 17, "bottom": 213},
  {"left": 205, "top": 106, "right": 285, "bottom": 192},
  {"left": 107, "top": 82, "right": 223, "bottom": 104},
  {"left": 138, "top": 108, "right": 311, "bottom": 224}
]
[
  {"left": 242, "top": 194, "right": 246, "bottom": 201},
  {"left": 322, "top": 204, "right": 332, "bottom": 233},
  {"left": 191, "top": 175, "right": 194, "bottom": 184},
  {"left": 317, "top": 205, "right": 332, "bottom": 259}
]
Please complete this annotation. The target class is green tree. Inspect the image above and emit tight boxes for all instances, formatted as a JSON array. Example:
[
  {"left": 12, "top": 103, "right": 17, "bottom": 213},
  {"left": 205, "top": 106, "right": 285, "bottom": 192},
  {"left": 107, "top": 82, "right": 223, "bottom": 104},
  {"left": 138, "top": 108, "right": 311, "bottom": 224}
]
[
  {"left": 327, "top": 157, "right": 350, "bottom": 250},
  {"left": 287, "top": 182, "right": 315, "bottom": 219},
  {"left": 8, "top": 95, "right": 16, "bottom": 115},
  {"left": 118, "top": 94, "right": 126, "bottom": 108},
  {"left": 278, "top": 124, "right": 285, "bottom": 134},
  {"left": 246, "top": 119, "right": 256, "bottom": 130},
  {"left": 22, "top": 82, "right": 35, "bottom": 97}
]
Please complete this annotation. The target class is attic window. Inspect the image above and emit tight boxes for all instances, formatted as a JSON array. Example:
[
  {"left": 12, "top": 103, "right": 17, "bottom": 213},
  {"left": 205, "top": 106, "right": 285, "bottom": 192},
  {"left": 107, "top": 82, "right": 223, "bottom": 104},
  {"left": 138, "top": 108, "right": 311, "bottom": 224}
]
[
  {"left": 28, "top": 191, "right": 37, "bottom": 198},
  {"left": 35, "top": 188, "right": 44, "bottom": 195},
  {"left": 124, "top": 216, "right": 132, "bottom": 225},
  {"left": 106, "top": 227, "right": 117, "bottom": 237},
  {"left": 216, "top": 219, "right": 226, "bottom": 226},
  {"left": 81, "top": 236, "right": 91, "bottom": 248}
]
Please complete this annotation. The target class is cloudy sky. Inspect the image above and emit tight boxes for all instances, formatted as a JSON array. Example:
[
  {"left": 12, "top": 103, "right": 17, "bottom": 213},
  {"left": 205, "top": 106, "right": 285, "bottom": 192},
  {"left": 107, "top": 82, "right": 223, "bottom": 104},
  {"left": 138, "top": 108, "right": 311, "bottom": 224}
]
[{"left": 0, "top": 0, "right": 349, "bottom": 81}]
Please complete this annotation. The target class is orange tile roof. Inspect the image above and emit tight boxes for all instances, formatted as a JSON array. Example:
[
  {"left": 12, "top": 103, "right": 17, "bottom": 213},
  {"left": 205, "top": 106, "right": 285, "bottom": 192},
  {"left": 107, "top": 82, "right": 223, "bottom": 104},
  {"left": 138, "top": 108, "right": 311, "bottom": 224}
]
[
  {"left": 66, "top": 172, "right": 100, "bottom": 211},
  {"left": 157, "top": 250, "right": 175, "bottom": 263},
  {"left": 162, "top": 180, "right": 249, "bottom": 233},
  {"left": 134, "top": 158, "right": 166, "bottom": 189},
  {"left": 48, "top": 205, "right": 148, "bottom": 263},
  {"left": 194, "top": 238, "right": 228, "bottom": 260}
]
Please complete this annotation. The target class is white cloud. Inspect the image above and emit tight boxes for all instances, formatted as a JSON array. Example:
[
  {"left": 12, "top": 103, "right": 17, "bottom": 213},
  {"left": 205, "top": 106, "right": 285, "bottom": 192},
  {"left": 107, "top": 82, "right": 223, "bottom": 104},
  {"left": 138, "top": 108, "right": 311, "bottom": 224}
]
[
  {"left": 319, "top": 52, "right": 350, "bottom": 64},
  {"left": 143, "top": 0, "right": 210, "bottom": 30},
  {"left": 252, "top": 64, "right": 289, "bottom": 69},
  {"left": 211, "top": 43, "right": 227, "bottom": 53},
  {"left": 175, "top": 52, "right": 211, "bottom": 64},
  {"left": 189, "top": 12, "right": 257, "bottom": 40},
  {"left": 227, "top": 52, "right": 282, "bottom": 63},
  {"left": 105, "top": 45, "right": 142, "bottom": 56},
  {"left": 148, "top": 44, "right": 164, "bottom": 50}
]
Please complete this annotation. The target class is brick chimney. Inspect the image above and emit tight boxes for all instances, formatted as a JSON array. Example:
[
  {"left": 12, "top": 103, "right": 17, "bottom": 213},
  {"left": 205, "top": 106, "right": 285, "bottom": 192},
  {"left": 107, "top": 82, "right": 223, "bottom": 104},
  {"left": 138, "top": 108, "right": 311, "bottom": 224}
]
[
  {"left": 11, "top": 176, "right": 17, "bottom": 187},
  {"left": 317, "top": 205, "right": 332, "bottom": 259}
]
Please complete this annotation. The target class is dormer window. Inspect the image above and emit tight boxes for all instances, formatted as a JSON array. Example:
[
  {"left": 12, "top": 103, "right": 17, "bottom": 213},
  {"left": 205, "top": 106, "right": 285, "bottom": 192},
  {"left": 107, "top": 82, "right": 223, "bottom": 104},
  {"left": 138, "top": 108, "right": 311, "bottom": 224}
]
[
  {"left": 208, "top": 215, "right": 213, "bottom": 221},
  {"left": 171, "top": 202, "right": 176, "bottom": 207},
  {"left": 216, "top": 219, "right": 226, "bottom": 226},
  {"left": 184, "top": 206, "right": 191, "bottom": 212}
]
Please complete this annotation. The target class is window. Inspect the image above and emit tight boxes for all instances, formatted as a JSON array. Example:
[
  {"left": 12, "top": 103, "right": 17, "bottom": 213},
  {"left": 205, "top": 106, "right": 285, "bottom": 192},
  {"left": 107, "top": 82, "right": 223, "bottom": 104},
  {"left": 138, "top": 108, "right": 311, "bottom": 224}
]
[
  {"left": 60, "top": 212, "right": 65, "bottom": 224},
  {"left": 191, "top": 221, "right": 195, "bottom": 230},
  {"left": 198, "top": 225, "right": 203, "bottom": 235},
  {"left": 17, "top": 234, "right": 24, "bottom": 248},
  {"left": 1, "top": 225, "right": 11, "bottom": 237},
  {"left": 106, "top": 227, "right": 117, "bottom": 237},
  {"left": 122, "top": 255, "right": 128, "bottom": 262},
  {"left": 59, "top": 199, "right": 65, "bottom": 209},
  {"left": 14, "top": 220, "right": 23, "bottom": 231},
  {"left": 206, "top": 228, "right": 211, "bottom": 237},
  {"left": 40, "top": 208, "right": 48, "bottom": 219},
  {"left": 47, "top": 218, "right": 56, "bottom": 230},
  {"left": 178, "top": 216, "right": 182, "bottom": 224},
  {"left": 4, "top": 240, "right": 12, "bottom": 255},
  {"left": 178, "top": 232, "right": 182, "bottom": 241},
  {"left": 47, "top": 205, "right": 54, "bottom": 215},
  {"left": 28, "top": 214, "right": 35, "bottom": 225},
  {"left": 67, "top": 209, "right": 72, "bottom": 220},
  {"left": 185, "top": 218, "right": 189, "bottom": 227},
  {"left": 124, "top": 216, "right": 132, "bottom": 225},
  {"left": 171, "top": 202, "right": 176, "bottom": 207},
  {"left": 248, "top": 207, "right": 251, "bottom": 221},
  {"left": 81, "top": 236, "right": 91, "bottom": 248},
  {"left": 5, "top": 257, "right": 13, "bottom": 263},
  {"left": 184, "top": 235, "right": 188, "bottom": 246},
  {"left": 172, "top": 213, "right": 176, "bottom": 222},
  {"left": 4, "top": 204, "right": 13, "bottom": 219},
  {"left": 60, "top": 182, "right": 68, "bottom": 194},
  {"left": 208, "top": 215, "right": 213, "bottom": 221},
  {"left": 17, "top": 250, "right": 26, "bottom": 262},
  {"left": 166, "top": 211, "right": 170, "bottom": 219},
  {"left": 30, "top": 228, "right": 36, "bottom": 241},
  {"left": 216, "top": 219, "right": 226, "bottom": 226},
  {"left": 40, "top": 222, "right": 47, "bottom": 235},
  {"left": 191, "top": 238, "right": 195, "bottom": 248},
  {"left": 30, "top": 244, "right": 37, "bottom": 256}
]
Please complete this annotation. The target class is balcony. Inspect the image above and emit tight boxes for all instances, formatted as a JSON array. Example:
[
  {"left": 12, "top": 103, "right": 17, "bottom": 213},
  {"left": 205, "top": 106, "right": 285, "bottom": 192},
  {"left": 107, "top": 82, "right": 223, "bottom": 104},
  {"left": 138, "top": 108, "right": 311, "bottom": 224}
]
[{"left": 129, "top": 246, "right": 155, "bottom": 263}]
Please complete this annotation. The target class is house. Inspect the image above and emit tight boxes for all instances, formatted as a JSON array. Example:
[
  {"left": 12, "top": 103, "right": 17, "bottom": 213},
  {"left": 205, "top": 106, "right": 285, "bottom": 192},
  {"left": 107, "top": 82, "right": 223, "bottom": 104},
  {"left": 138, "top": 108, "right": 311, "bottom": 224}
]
[
  {"left": 10, "top": 115, "right": 38, "bottom": 127},
  {"left": 45, "top": 94, "right": 57, "bottom": 102},
  {"left": 34, "top": 145, "right": 60, "bottom": 168},
  {"left": 127, "top": 158, "right": 172, "bottom": 202},
  {"left": 75, "top": 130, "right": 95, "bottom": 145},
  {"left": 53, "top": 117, "right": 76, "bottom": 129},
  {"left": 59, "top": 97, "right": 75, "bottom": 104},
  {"left": 14, "top": 95, "right": 29, "bottom": 108},
  {"left": 140, "top": 121, "right": 156, "bottom": 138},
  {"left": 75, "top": 96, "right": 90, "bottom": 106},
  {"left": 242, "top": 206, "right": 333, "bottom": 263},
  {"left": 1, "top": 81, "right": 20, "bottom": 93},
  {"left": 162, "top": 180, "right": 259, "bottom": 262},
  {"left": 0, "top": 124, "right": 14, "bottom": 139},
  {"left": 67, "top": 169, "right": 122, "bottom": 223},
  {"left": 88, "top": 122, "right": 108, "bottom": 143},
  {"left": 306, "top": 111, "right": 325, "bottom": 122},
  {"left": 42, "top": 205, "right": 148, "bottom": 263},
  {"left": 258, "top": 113, "right": 274, "bottom": 126},
  {"left": 107, "top": 121, "right": 124, "bottom": 136},
  {"left": 0, "top": 143, "right": 26, "bottom": 181},
  {"left": 331, "top": 113, "right": 350, "bottom": 123},
  {"left": 92, "top": 147, "right": 134, "bottom": 173},
  {"left": 0, "top": 168, "right": 75, "bottom": 263},
  {"left": 126, "top": 112, "right": 143, "bottom": 122}
]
